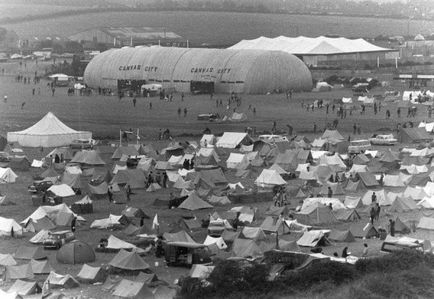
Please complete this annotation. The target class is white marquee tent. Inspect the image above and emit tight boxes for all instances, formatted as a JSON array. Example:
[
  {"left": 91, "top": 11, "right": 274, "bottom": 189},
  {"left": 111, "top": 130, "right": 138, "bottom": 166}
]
[{"left": 7, "top": 112, "right": 92, "bottom": 147}]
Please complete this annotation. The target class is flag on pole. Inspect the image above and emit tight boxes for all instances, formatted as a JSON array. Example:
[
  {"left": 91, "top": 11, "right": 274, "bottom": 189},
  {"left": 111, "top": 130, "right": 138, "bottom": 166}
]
[{"left": 152, "top": 214, "right": 159, "bottom": 230}]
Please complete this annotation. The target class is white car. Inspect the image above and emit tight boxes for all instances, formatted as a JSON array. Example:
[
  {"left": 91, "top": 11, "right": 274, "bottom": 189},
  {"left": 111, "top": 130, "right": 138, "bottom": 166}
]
[{"left": 369, "top": 134, "right": 397, "bottom": 146}]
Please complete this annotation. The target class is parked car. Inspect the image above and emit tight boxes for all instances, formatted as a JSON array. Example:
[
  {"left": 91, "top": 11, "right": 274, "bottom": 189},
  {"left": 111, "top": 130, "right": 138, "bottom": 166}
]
[
  {"left": 164, "top": 242, "right": 212, "bottom": 267},
  {"left": 348, "top": 139, "right": 372, "bottom": 154},
  {"left": 43, "top": 230, "right": 75, "bottom": 249},
  {"left": 208, "top": 219, "right": 226, "bottom": 237},
  {"left": 28, "top": 180, "right": 54, "bottom": 193},
  {"left": 369, "top": 134, "right": 397, "bottom": 146},
  {"left": 70, "top": 139, "right": 95, "bottom": 150}
]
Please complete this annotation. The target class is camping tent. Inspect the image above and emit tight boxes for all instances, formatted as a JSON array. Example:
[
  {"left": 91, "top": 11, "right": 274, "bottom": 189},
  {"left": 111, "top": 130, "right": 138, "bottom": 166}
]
[
  {"left": 178, "top": 192, "right": 213, "bottom": 210},
  {"left": 112, "top": 146, "right": 140, "bottom": 160},
  {"left": 0, "top": 167, "right": 18, "bottom": 183},
  {"left": 8, "top": 280, "right": 41, "bottom": 296},
  {"left": 45, "top": 271, "right": 80, "bottom": 289},
  {"left": 111, "top": 169, "right": 146, "bottom": 189},
  {"left": 77, "top": 264, "right": 107, "bottom": 283},
  {"left": 296, "top": 230, "right": 331, "bottom": 247},
  {"left": 56, "top": 240, "right": 95, "bottom": 264},
  {"left": 22, "top": 203, "right": 79, "bottom": 227},
  {"left": 109, "top": 249, "right": 150, "bottom": 271},
  {"left": 112, "top": 279, "right": 154, "bottom": 298},
  {"left": 47, "top": 184, "right": 75, "bottom": 197},
  {"left": 30, "top": 259, "right": 52, "bottom": 274},
  {"left": 255, "top": 169, "right": 286, "bottom": 188},
  {"left": 328, "top": 229, "right": 355, "bottom": 242},
  {"left": 5, "top": 264, "right": 33, "bottom": 280},
  {"left": 399, "top": 127, "right": 432, "bottom": 144},
  {"left": 295, "top": 204, "right": 338, "bottom": 225},
  {"left": 70, "top": 150, "right": 105, "bottom": 165},
  {"left": 216, "top": 132, "right": 251, "bottom": 148},
  {"left": 260, "top": 216, "right": 290, "bottom": 235},
  {"left": 231, "top": 238, "right": 263, "bottom": 257},
  {"left": 9, "top": 157, "right": 30, "bottom": 171},
  {"left": 226, "top": 153, "right": 249, "bottom": 169},
  {"left": 389, "top": 197, "right": 419, "bottom": 212},
  {"left": 7, "top": 112, "right": 92, "bottom": 147},
  {"left": 0, "top": 217, "right": 23, "bottom": 237}
]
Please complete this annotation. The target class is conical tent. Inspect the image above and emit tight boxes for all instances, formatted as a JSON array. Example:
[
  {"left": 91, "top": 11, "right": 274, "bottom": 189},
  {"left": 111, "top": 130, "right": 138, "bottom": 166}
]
[
  {"left": 7, "top": 112, "right": 92, "bottom": 147},
  {"left": 389, "top": 197, "right": 419, "bottom": 213},
  {"left": 232, "top": 238, "right": 263, "bottom": 258},
  {"left": 112, "top": 146, "right": 140, "bottom": 160},
  {"left": 178, "top": 192, "right": 213, "bottom": 210},
  {"left": 56, "top": 240, "right": 95, "bottom": 264},
  {"left": 394, "top": 217, "right": 411, "bottom": 234},
  {"left": 71, "top": 150, "right": 105, "bottom": 165},
  {"left": 255, "top": 169, "right": 286, "bottom": 188},
  {"left": 109, "top": 249, "right": 150, "bottom": 271}
]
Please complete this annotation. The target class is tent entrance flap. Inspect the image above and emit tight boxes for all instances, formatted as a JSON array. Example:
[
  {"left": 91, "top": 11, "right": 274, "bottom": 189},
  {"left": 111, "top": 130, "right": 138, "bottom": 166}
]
[
  {"left": 117, "top": 79, "right": 146, "bottom": 93},
  {"left": 191, "top": 81, "right": 214, "bottom": 94}
]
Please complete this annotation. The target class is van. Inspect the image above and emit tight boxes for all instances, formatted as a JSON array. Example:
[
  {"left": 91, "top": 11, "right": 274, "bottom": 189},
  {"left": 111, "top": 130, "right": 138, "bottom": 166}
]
[{"left": 164, "top": 242, "right": 212, "bottom": 267}]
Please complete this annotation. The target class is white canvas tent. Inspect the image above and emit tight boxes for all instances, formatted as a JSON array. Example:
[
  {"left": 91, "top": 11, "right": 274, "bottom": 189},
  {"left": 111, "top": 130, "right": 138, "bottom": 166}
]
[
  {"left": 216, "top": 132, "right": 250, "bottom": 148},
  {"left": 0, "top": 217, "right": 23, "bottom": 237},
  {"left": 255, "top": 169, "right": 286, "bottom": 188},
  {"left": 0, "top": 167, "right": 18, "bottom": 183},
  {"left": 7, "top": 112, "right": 92, "bottom": 147}
]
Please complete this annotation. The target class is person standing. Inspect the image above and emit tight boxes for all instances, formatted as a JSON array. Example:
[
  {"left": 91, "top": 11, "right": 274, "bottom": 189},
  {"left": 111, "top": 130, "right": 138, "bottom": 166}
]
[
  {"left": 362, "top": 243, "right": 369, "bottom": 257},
  {"left": 126, "top": 184, "right": 131, "bottom": 201},
  {"left": 133, "top": 97, "right": 136, "bottom": 107},
  {"left": 71, "top": 216, "right": 77, "bottom": 232},
  {"left": 370, "top": 206, "right": 376, "bottom": 224},
  {"left": 388, "top": 219, "right": 395, "bottom": 236},
  {"left": 371, "top": 192, "right": 377, "bottom": 203},
  {"left": 107, "top": 186, "right": 113, "bottom": 202},
  {"left": 184, "top": 108, "right": 187, "bottom": 117},
  {"left": 327, "top": 186, "right": 333, "bottom": 198},
  {"left": 375, "top": 202, "right": 381, "bottom": 221}
]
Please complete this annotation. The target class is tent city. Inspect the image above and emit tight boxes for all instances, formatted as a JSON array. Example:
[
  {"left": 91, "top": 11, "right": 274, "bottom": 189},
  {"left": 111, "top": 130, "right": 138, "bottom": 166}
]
[{"left": 1, "top": 0, "right": 434, "bottom": 298}]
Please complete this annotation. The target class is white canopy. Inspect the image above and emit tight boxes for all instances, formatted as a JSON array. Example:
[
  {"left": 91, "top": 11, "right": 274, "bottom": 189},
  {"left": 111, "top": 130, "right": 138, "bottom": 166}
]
[
  {"left": 7, "top": 112, "right": 92, "bottom": 147},
  {"left": 229, "top": 36, "right": 393, "bottom": 55}
]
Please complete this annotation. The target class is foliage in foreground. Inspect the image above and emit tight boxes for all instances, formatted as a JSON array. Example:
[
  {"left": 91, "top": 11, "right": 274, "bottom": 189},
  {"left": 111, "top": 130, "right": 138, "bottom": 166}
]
[{"left": 178, "top": 250, "right": 434, "bottom": 299}]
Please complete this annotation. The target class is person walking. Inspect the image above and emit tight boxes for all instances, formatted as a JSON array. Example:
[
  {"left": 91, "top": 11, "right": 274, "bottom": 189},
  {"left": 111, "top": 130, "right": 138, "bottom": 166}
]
[
  {"left": 107, "top": 186, "right": 113, "bottom": 202},
  {"left": 133, "top": 97, "right": 137, "bottom": 107},
  {"left": 149, "top": 102, "right": 152, "bottom": 109},
  {"left": 126, "top": 184, "right": 131, "bottom": 201},
  {"left": 177, "top": 107, "right": 181, "bottom": 117},
  {"left": 184, "top": 107, "right": 187, "bottom": 117}
]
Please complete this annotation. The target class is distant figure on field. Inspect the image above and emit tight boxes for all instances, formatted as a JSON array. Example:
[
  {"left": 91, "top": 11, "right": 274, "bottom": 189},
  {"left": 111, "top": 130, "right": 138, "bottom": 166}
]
[{"left": 362, "top": 243, "right": 368, "bottom": 257}]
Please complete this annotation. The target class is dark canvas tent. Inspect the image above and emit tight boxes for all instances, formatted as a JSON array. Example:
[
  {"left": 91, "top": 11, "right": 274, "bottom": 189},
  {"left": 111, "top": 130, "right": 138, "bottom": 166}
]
[
  {"left": 350, "top": 223, "right": 379, "bottom": 239},
  {"left": 5, "top": 263, "right": 34, "bottom": 280},
  {"left": 15, "top": 245, "right": 46, "bottom": 260},
  {"left": 30, "top": 259, "right": 52, "bottom": 274},
  {"left": 399, "top": 127, "right": 432, "bottom": 143},
  {"left": 109, "top": 249, "right": 150, "bottom": 272},
  {"left": 88, "top": 181, "right": 109, "bottom": 195},
  {"left": 334, "top": 209, "right": 361, "bottom": 222},
  {"left": 56, "top": 240, "right": 95, "bottom": 264},
  {"left": 328, "top": 229, "right": 355, "bottom": 242},
  {"left": 91, "top": 168, "right": 112, "bottom": 182},
  {"left": 0, "top": 135, "right": 7, "bottom": 151},
  {"left": 358, "top": 172, "right": 379, "bottom": 188},
  {"left": 231, "top": 238, "right": 263, "bottom": 258},
  {"left": 112, "top": 146, "right": 140, "bottom": 160},
  {"left": 77, "top": 264, "right": 107, "bottom": 283},
  {"left": 25, "top": 216, "right": 56, "bottom": 232},
  {"left": 112, "top": 279, "right": 154, "bottom": 298},
  {"left": 319, "top": 182, "right": 344, "bottom": 196},
  {"left": 394, "top": 217, "right": 411, "bottom": 234},
  {"left": 41, "top": 167, "right": 58, "bottom": 179},
  {"left": 8, "top": 279, "right": 41, "bottom": 296},
  {"left": 194, "top": 169, "right": 228, "bottom": 187},
  {"left": 389, "top": 197, "right": 419, "bottom": 213},
  {"left": 71, "top": 150, "right": 106, "bottom": 165},
  {"left": 61, "top": 172, "right": 82, "bottom": 189},
  {"left": 163, "top": 230, "right": 196, "bottom": 243},
  {"left": 9, "top": 157, "right": 30, "bottom": 171},
  {"left": 178, "top": 192, "right": 213, "bottom": 210},
  {"left": 111, "top": 169, "right": 146, "bottom": 189}
]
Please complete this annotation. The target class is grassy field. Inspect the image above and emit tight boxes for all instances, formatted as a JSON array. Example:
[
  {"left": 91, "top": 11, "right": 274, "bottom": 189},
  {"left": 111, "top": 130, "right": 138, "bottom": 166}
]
[
  {"left": 0, "top": 60, "right": 432, "bottom": 298},
  {"left": 2, "top": 10, "right": 434, "bottom": 45},
  {"left": 0, "top": 3, "right": 87, "bottom": 21}
]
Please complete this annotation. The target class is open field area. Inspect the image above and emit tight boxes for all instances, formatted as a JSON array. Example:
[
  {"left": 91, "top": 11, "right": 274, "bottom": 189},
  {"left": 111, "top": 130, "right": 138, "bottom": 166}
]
[
  {"left": 2, "top": 10, "right": 434, "bottom": 45},
  {"left": 0, "top": 3, "right": 87, "bottom": 21},
  {"left": 0, "top": 60, "right": 422, "bottom": 140},
  {"left": 1, "top": 59, "right": 434, "bottom": 298}
]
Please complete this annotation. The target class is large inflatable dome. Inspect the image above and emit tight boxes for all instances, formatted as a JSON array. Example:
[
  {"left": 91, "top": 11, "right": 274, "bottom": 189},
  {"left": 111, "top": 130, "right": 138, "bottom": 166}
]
[{"left": 84, "top": 47, "right": 312, "bottom": 94}]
